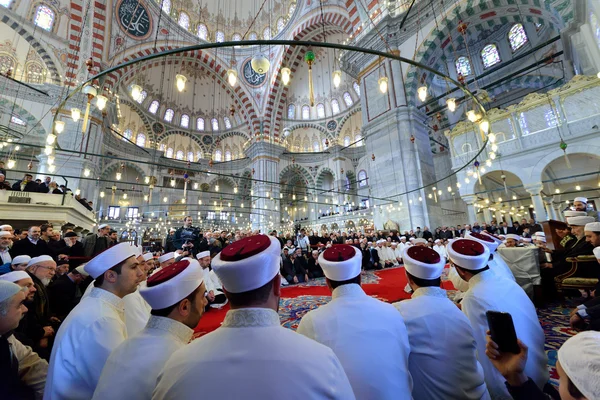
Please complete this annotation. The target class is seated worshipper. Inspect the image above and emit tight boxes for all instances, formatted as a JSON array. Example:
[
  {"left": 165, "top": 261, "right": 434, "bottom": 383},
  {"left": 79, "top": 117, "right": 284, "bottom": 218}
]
[
  {"left": 158, "top": 252, "right": 176, "bottom": 269},
  {"left": 393, "top": 241, "right": 404, "bottom": 264},
  {"left": 44, "top": 243, "right": 143, "bottom": 400},
  {"left": 432, "top": 239, "right": 447, "bottom": 260},
  {"left": 376, "top": 240, "right": 394, "bottom": 268},
  {"left": 0, "top": 173, "right": 11, "bottom": 190},
  {"left": 93, "top": 259, "right": 206, "bottom": 400},
  {"left": 0, "top": 280, "right": 48, "bottom": 399},
  {"left": 293, "top": 248, "right": 310, "bottom": 280},
  {"left": 195, "top": 251, "right": 227, "bottom": 310},
  {"left": 9, "top": 226, "right": 53, "bottom": 259},
  {"left": 281, "top": 247, "right": 308, "bottom": 284},
  {"left": 573, "top": 196, "right": 600, "bottom": 221},
  {"left": 11, "top": 173, "right": 38, "bottom": 192},
  {"left": 395, "top": 246, "right": 489, "bottom": 400},
  {"left": 307, "top": 249, "right": 325, "bottom": 278},
  {"left": 369, "top": 241, "right": 381, "bottom": 270},
  {"left": 47, "top": 266, "right": 88, "bottom": 321},
  {"left": 447, "top": 239, "right": 548, "bottom": 399},
  {"left": 81, "top": 224, "right": 111, "bottom": 258},
  {"left": 0, "top": 254, "right": 31, "bottom": 275},
  {"left": 503, "top": 234, "right": 521, "bottom": 248},
  {"left": 569, "top": 247, "right": 600, "bottom": 331},
  {"left": 153, "top": 235, "right": 355, "bottom": 400},
  {"left": 297, "top": 244, "right": 412, "bottom": 399},
  {"left": 485, "top": 331, "right": 600, "bottom": 400}
]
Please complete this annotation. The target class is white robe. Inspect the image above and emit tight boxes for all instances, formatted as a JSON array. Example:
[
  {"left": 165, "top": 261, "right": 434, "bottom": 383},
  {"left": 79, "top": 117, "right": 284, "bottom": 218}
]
[
  {"left": 123, "top": 288, "right": 151, "bottom": 336},
  {"left": 394, "top": 246, "right": 404, "bottom": 261},
  {"left": 461, "top": 269, "right": 548, "bottom": 399},
  {"left": 93, "top": 316, "right": 193, "bottom": 400},
  {"left": 44, "top": 287, "right": 127, "bottom": 400},
  {"left": 153, "top": 308, "right": 355, "bottom": 400},
  {"left": 433, "top": 245, "right": 447, "bottom": 260},
  {"left": 395, "top": 287, "right": 489, "bottom": 400},
  {"left": 297, "top": 284, "right": 412, "bottom": 399},
  {"left": 449, "top": 253, "right": 516, "bottom": 293}
]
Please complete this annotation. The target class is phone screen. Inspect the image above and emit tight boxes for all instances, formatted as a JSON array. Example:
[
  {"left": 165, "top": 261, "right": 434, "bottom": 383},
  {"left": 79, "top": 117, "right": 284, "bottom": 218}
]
[{"left": 486, "top": 311, "right": 520, "bottom": 354}]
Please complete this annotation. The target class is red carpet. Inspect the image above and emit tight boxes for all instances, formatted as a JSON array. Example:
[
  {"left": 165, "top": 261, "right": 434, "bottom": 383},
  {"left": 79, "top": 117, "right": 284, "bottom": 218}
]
[{"left": 194, "top": 266, "right": 456, "bottom": 336}]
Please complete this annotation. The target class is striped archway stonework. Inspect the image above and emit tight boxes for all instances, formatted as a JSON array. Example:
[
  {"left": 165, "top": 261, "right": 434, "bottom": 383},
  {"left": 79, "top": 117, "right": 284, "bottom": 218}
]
[
  {"left": 315, "top": 167, "right": 336, "bottom": 189},
  {"left": 279, "top": 164, "right": 315, "bottom": 187}
]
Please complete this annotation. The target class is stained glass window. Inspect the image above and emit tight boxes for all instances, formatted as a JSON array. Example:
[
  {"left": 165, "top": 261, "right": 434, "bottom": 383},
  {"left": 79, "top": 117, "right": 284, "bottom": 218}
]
[
  {"left": 176, "top": 150, "right": 184, "bottom": 160},
  {"left": 263, "top": 27, "right": 271, "bottom": 40},
  {"left": 225, "top": 151, "right": 232, "bottom": 161},
  {"left": 159, "top": 143, "right": 166, "bottom": 151},
  {"left": 0, "top": 55, "right": 15, "bottom": 75},
  {"left": 180, "top": 114, "right": 189, "bottom": 128},
  {"left": 166, "top": 147, "right": 173, "bottom": 158},
  {"left": 148, "top": 100, "right": 159, "bottom": 114},
  {"left": 287, "top": 104, "right": 295, "bottom": 119},
  {"left": 316, "top": 103, "right": 325, "bottom": 118},
  {"left": 353, "top": 82, "right": 360, "bottom": 97},
  {"left": 26, "top": 63, "right": 44, "bottom": 83},
  {"left": 232, "top": 33, "right": 241, "bottom": 41},
  {"left": 455, "top": 56, "right": 472, "bottom": 76},
  {"left": 136, "top": 133, "right": 146, "bottom": 146},
  {"left": 216, "top": 31, "right": 225, "bottom": 43},
  {"left": 481, "top": 44, "right": 501, "bottom": 68},
  {"left": 187, "top": 151, "right": 194, "bottom": 161},
  {"left": 178, "top": 12, "right": 190, "bottom": 29},
  {"left": 161, "top": 0, "right": 170, "bottom": 13},
  {"left": 249, "top": 32, "right": 257, "bottom": 41},
  {"left": 164, "top": 109, "right": 174, "bottom": 122},
  {"left": 34, "top": 5, "right": 55, "bottom": 31},
  {"left": 197, "top": 24, "right": 208, "bottom": 40},
  {"left": 277, "top": 18, "right": 285, "bottom": 33},
  {"left": 508, "top": 24, "right": 528, "bottom": 52},
  {"left": 331, "top": 99, "right": 340, "bottom": 114},
  {"left": 343, "top": 136, "right": 350, "bottom": 147},
  {"left": 301, "top": 105, "right": 310, "bottom": 120},
  {"left": 358, "top": 170, "right": 367, "bottom": 187},
  {"left": 215, "top": 150, "right": 222, "bottom": 162},
  {"left": 0, "top": 0, "right": 12, "bottom": 7},
  {"left": 136, "top": 90, "right": 147, "bottom": 103},
  {"left": 343, "top": 92, "right": 353, "bottom": 107},
  {"left": 545, "top": 109, "right": 558, "bottom": 127},
  {"left": 313, "top": 141, "right": 319, "bottom": 152},
  {"left": 211, "top": 118, "right": 219, "bottom": 131},
  {"left": 123, "top": 129, "right": 133, "bottom": 141},
  {"left": 196, "top": 117, "right": 205, "bottom": 131}
]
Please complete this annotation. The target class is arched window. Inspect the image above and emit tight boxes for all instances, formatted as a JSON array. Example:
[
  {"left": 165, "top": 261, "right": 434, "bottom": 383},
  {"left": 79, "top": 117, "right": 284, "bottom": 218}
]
[
  {"left": 301, "top": 105, "right": 310, "bottom": 120},
  {"left": 455, "top": 56, "right": 472, "bottom": 76},
  {"left": 176, "top": 150, "right": 184, "bottom": 160},
  {"left": 343, "top": 136, "right": 350, "bottom": 147},
  {"left": 232, "top": 33, "right": 242, "bottom": 42},
  {"left": 461, "top": 143, "right": 472, "bottom": 154},
  {"left": 518, "top": 112, "right": 529, "bottom": 135},
  {"left": 277, "top": 18, "right": 285, "bottom": 33},
  {"left": 353, "top": 81, "right": 360, "bottom": 97},
  {"left": 211, "top": 118, "right": 219, "bottom": 131},
  {"left": 196, "top": 150, "right": 202, "bottom": 160},
  {"left": 215, "top": 31, "right": 225, "bottom": 43},
  {"left": 313, "top": 141, "right": 319, "bottom": 152},
  {"left": 161, "top": 0, "right": 171, "bottom": 13},
  {"left": 358, "top": 170, "right": 367, "bottom": 187},
  {"left": 166, "top": 147, "right": 173, "bottom": 158},
  {"left": 0, "top": 0, "right": 12, "bottom": 7},
  {"left": 136, "top": 90, "right": 147, "bottom": 104},
  {"left": 34, "top": 5, "right": 55, "bottom": 31},
  {"left": 136, "top": 133, "right": 146, "bottom": 147},
  {"left": 164, "top": 109, "right": 174, "bottom": 122},
  {"left": 248, "top": 32, "right": 257, "bottom": 40},
  {"left": 0, "top": 55, "right": 16, "bottom": 75},
  {"left": 123, "top": 129, "right": 133, "bottom": 141},
  {"left": 197, "top": 24, "right": 208, "bottom": 40},
  {"left": 214, "top": 150, "right": 222, "bottom": 162},
  {"left": 159, "top": 143, "right": 166, "bottom": 152},
  {"left": 196, "top": 117, "right": 205, "bottom": 131},
  {"left": 178, "top": 12, "right": 190, "bottom": 29},
  {"left": 316, "top": 103, "right": 325, "bottom": 118},
  {"left": 26, "top": 63, "right": 44, "bottom": 84},
  {"left": 343, "top": 92, "right": 353, "bottom": 107},
  {"left": 289, "top": 2, "right": 296, "bottom": 14},
  {"left": 223, "top": 117, "right": 232, "bottom": 129},
  {"left": 263, "top": 27, "right": 271, "bottom": 40},
  {"left": 287, "top": 104, "right": 295, "bottom": 119},
  {"left": 331, "top": 99, "right": 340, "bottom": 114},
  {"left": 508, "top": 24, "right": 528, "bottom": 52},
  {"left": 481, "top": 44, "right": 501, "bottom": 68},
  {"left": 355, "top": 133, "right": 363, "bottom": 146},
  {"left": 225, "top": 150, "right": 232, "bottom": 161},
  {"left": 187, "top": 151, "right": 194, "bottom": 162},
  {"left": 148, "top": 100, "right": 159, "bottom": 114},
  {"left": 544, "top": 109, "right": 558, "bottom": 127},
  {"left": 180, "top": 114, "right": 189, "bottom": 128}
]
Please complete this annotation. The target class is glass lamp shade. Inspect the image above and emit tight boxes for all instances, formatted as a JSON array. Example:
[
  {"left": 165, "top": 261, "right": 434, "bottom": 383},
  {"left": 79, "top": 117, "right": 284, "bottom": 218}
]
[
  {"left": 54, "top": 120, "right": 65, "bottom": 134},
  {"left": 332, "top": 70, "right": 342, "bottom": 88},
  {"left": 251, "top": 53, "right": 270, "bottom": 74},
  {"left": 466, "top": 110, "right": 477, "bottom": 122},
  {"left": 378, "top": 76, "right": 389, "bottom": 94},
  {"left": 417, "top": 86, "right": 428, "bottom": 102},
  {"left": 446, "top": 98, "right": 456, "bottom": 112},
  {"left": 130, "top": 84, "right": 143, "bottom": 101},
  {"left": 95, "top": 95, "right": 108, "bottom": 111},
  {"left": 71, "top": 108, "right": 81, "bottom": 122},
  {"left": 46, "top": 134, "right": 56, "bottom": 145},
  {"left": 227, "top": 69, "right": 237, "bottom": 86},
  {"left": 175, "top": 74, "right": 187, "bottom": 92},
  {"left": 281, "top": 67, "right": 291, "bottom": 85},
  {"left": 83, "top": 168, "right": 90, "bottom": 177}
]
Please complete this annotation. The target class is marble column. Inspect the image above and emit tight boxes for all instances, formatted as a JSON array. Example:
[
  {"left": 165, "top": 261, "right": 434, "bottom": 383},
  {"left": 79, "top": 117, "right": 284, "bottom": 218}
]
[
  {"left": 461, "top": 194, "right": 478, "bottom": 225},
  {"left": 543, "top": 197, "right": 557, "bottom": 220},
  {"left": 483, "top": 208, "right": 493, "bottom": 223},
  {"left": 524, "top": 183, "right": 548, "bottom": 222}
]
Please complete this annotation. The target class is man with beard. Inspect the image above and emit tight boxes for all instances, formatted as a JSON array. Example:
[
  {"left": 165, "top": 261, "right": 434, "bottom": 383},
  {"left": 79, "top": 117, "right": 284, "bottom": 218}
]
[
  {"left": 173, "top": 216, "right": 201, "bottom": 256},
  {"left": 196, "top": 251, "right": 227, "bottom": 310},
  {"left": 0, "top": 230, "right": 13, "bottom": 265},
  {"left": 10, "top": 226, "right": 53, "bottom": 259}
]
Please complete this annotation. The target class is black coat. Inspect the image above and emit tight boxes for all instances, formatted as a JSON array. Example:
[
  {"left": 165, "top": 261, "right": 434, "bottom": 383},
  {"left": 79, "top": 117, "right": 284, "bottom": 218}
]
[
  {"left": 11, "top": 180, "right": 38, "bottom": 192},
  {"left": 293, "top": 256, "right": 308, "bottom": 276},
  {"left": 422, "top": 231, "right": 433, "bottom": 240},
  {"left": 9, "top": 238, "right": 53, "bottom": 259},
  {"left": 281, "top": 256, "right": 295, "bottom": 278},
  {"left": 14, "top": 273, "right": 52, "bottom": 347},
  {"left": 369, "top": 248, "right": 380, "bottom": 269},
  {"left": 307, "top": 257, "right": 323, "bottom": 277},
  {"left": 47, "top": 274, "right": 81, "bottom": 320}
]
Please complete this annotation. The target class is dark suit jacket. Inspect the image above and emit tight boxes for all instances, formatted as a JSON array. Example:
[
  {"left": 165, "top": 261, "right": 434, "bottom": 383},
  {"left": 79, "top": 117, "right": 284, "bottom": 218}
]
[
  {"left": 47, "top": 274, "right": 80, "bottom": 320},
  {"left": 38, "top": 183, "right": 51, "bottom": 193},
  {"left": 281, "top": 256, "right": 295, "bottom": 278},
  {"left": 9, "top": 237, "right": 52, "bottom": 259},
  {"left": 422, "top": 231, "right": 433, "bottom": 240},
  {"left": 0, "top": 181, "right": 11, "bottom": 190},
  {"left": 14, "top": 273, "right": 52, "bottom": 347},
  {"left": 497, "top": 226, "right": 516, "bottom": 235},
  {"left": 11, "top": 180, "right": 38, "bottom": 192},
  {"left": 293, "top": 257, "right": 308, "bottom": 275},
  {"left": 307, "top": 257, "right": 323, "bottom": 275},
  {"left": 370, "top": 247, "right": 380, "bottom": 269}
]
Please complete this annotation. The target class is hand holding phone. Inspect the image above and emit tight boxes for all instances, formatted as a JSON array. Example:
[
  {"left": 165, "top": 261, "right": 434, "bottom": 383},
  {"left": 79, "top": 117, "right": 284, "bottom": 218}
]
[{"left": 486, "top": 311, "right": 520, "bottom": 354}]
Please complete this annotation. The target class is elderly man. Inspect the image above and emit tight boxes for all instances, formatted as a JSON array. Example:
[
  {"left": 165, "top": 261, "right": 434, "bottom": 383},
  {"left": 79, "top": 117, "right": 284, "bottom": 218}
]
[
  {"left": 0, "top": 280, "right": 48, "bottom": 399},
  {"left": 448, "top": 239, "right": 547, "bottom": 399},
  {"left": 81, "top": 224, "right": 111, "bottom": 258},
  {"left": 153, "top": 235, "right": 355, "bottom": 399},
  {"left": 395, "top": 246, "right": 489, "bottom": 399},
  {"left": 196, "top": 251, "right": 227, "bottom": 309},
  {"left": 93, "top": 259, "right": 206, "bottom": 400},
  {"left": 0, "top": 173, "right": 11, "bottom": 189},
  {"left": 573, "top": 196, "right": 600, "bottom": 221},
  {"left": 307, "top": 249, "right": 324, "bottom": 278},
  {"left": 45, "top": 243, "right": 143, "bottom": 399},
  {"left": 0, "top": 230, "right": 13, "bottom": 265},
  {"left": 297, "top": 244, "right": 412, "bottom": 399},
  {"left": 10, "top": 226, "right": 53, "bottom": 259},
  {"left": 158, "top": 252, "right": 176, "bottom": 269},
  {"left": 47, "top": 266, "right": 88, "bottom": 321}
]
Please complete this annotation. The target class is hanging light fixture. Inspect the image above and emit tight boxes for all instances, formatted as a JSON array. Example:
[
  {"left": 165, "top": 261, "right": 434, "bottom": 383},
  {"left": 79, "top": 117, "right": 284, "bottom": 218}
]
[
  {"left": 479, "top": 118, "right": 490, "bottom": 134},
  {"left": 6, "top": 159, "right": 15, "bottom": 169},
  {"left": 123, "top": 193, "right": 128, "bottom": 199},
  {"left": 130, "top": 84, "right": 143, "bottom": 101},
  {"left": 46, "top": 134, "right": 56, "bottom": 145},
  {"left": 71, "top": 108, "right": 81, "bottom": 122},
  {"left": 251, "top": 53, "right": 270, "bottom": 74},
  {"left": 278, "top": 67, "right": 290, "bottom": 86},
  {"left": 227, "top": 69, "right": 238, "bottom": 87},
  {"left": 332, "top": 70, "right": 342, "bottom": 88},
  {"left": 95, "top": 94, "right": 108, "bottom": 111},
  {"left": 491, "top": 143, "right": 498, "bottom": 152},
  {"left": 83, "top": 168, "right": 90, "bottom": 177},
  {"left": 47, "top": 156, "right": 55, "bottom": 165},
  {"left": 48, "top": 165, "right": 56, "bottom": 173},
  {"left": 446, "top": 98, "right": 456, "bottom": 112},
  {"left": 44, "top": 146, "right": 53, "bottom": 155},
  {"left": 54, "top": 120, "right": 65, "bottom": 134},
  {"left": 305, "top": 51, "right": 316, "bottom": 106},
  {"left": 466, "top": 110, "right": 477, "bottom": 122},
  {"left": 378, "top": 76, "right": 389, "bottom": 94},
  {"left": 175, "top": 74, "right": 187, "bottom": 92},
  {"left": 417, "top": 85, "right": 428, "bottom": 102},
  {"left": 116, "top": 172, "right": 122, "bottom": 180},
  {"left": 100, "top": 191, "right": 105, "bottom": 198},
  {"left": 81, "top": 84, "right": 97, "bottom": 133},
  {"left": 215, "top": 184, "right": 219, "bottom": 192}
]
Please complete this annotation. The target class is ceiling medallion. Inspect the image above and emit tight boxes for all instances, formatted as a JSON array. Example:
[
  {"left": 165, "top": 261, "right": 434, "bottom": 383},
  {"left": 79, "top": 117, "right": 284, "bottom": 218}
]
[
  {"left": 115, "top": 0, "right": 153, "bottom": 40},
  {"left": 326, "top": 120, "right": 337, "bottom": 131},
  {"left": 242, "top": 58, "right": 267, "bottom": 88},
  {"left": 151, "top": 122, "right": 165, "bottom": 134}
]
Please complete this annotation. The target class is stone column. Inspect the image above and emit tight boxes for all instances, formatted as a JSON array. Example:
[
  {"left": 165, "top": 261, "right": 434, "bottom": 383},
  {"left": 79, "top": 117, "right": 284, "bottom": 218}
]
[
  {"left": 495, "top": 210, "right": 504, "bottom": 224},
  {"left": 461, "top": 195, "right": 478, "bottom": 225},
  {"left": 524, "top": 183, "right": 548, "bottom": 222},
  {"left": 543, "top": 197, "right": 557, "bottom": 220},
  {"left": 483, "top": 208, "right": 493, "bottom": 223}
]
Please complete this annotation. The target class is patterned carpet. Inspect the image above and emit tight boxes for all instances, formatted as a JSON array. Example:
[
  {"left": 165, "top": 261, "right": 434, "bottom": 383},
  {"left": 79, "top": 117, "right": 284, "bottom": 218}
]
[{"left": 194, "top": 266, "right": 577, "bottom": 387}]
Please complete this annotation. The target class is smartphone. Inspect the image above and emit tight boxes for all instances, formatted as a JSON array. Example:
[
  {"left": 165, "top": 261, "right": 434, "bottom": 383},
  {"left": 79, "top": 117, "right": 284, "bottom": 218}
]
[{"left": 486, "top": 311, "right": 520, "bottom": 354}]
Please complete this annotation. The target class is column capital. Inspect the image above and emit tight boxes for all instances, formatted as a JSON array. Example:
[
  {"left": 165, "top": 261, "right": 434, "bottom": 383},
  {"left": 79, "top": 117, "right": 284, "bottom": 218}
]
[
  {"left": 245, "top": 142, "right": 284, "bottom": 160},
  {"left": 461, "top": 194, "right": 478, "bottom": 205},
  {"left": 524, "top": 182, "right": 544, "bottom": 195}
]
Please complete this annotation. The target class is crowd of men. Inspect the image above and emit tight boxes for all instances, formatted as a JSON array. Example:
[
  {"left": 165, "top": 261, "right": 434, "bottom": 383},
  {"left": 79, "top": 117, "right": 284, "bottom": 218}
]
[{"left": 0, "top": 196, "right": 599, "bottom": 399}]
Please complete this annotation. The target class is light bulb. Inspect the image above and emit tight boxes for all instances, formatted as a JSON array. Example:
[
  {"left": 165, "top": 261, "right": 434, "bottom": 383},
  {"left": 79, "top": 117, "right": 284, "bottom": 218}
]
[
  {"left": 555, "top": 188, "right": 560, "bottom": 193},
  {"left": 480, "top": 166, "right": 486, "bottom": 174},
  {"left": 96, "top": 95, "right": 108, "bottom": 111},
  {"left": 163, "top": 196, "right": 168, "bottom": 203},
  {"left": 215, "top": 185, "right": 219, "bottom": 192},
  {"left": 446, "top": 98, "right": 456, "bottom": 112},
  {"left": 44, "top": 146, "right": 53, "bottom": 155},
  {"left": 234, "top": 187, "right": 238, "bottom": 193},
  {"left": 130, "top": 84, "right": 143, "bottom": 101},
  {"left": 447, "top": 186, "right": 452, "bottom": 192},
  {"left": 466, "top": 110, "right": 477, "bottom": 122},
  {"left": 75, "top": 189, "right": 81, "bottom": 195},
  {"left": 488, "top": 133, "right": 496, "bottom": 143},
  {"left": 71, "top": 108, "right": 81, "bottom": 122},
  {"left": 123, "top": 193, "right": 128, "bottom": 199},
  {"left": 479, "top": 119, "right": 490, "bottom": 134},
  {"left": 100, "top": 191, "right": 105, "bottom": 198},
  {"left": 46, "top": 134, "right": 56, "bottom": 145},
  {"left": 144, "top": 176, "right": 150, "bottom": 184},
  {"left": 281, "top": 67, "right": 291, "bottom": 85},
  {"left": 143, "top": 195, "right": 148, "bottom": 201},
  {"left": 116, "top": 172, "right": 122, "bottom": 181},
  {"left": 378, "top": 76, "right": 388, "bottom": 94},
  {"left": 498, "top": 197, "right": 503, "bottom": 202},
  {"left": 332, "top": 70, "right": 342, "bottom": 88},
  {"left": 169, "top": 179, "right": 175, "bottom": 187},
  {"left": 489, "top": 152, "right": 496, "bottom": 160},
  {"left": 227, "top": 69, "right": 237, "bottom": 86},
  {"left": 417, "top": 85, "right": 428, "bottom": 102},
  {"left": 576, "top": 185, "right": 581, "bottom": 190},
  {"left": 491, "top": 144, "right": 498, "bottom": 152},
  {"left": 47, "top": 156, "right": 55, "bottom": 165},
  {"left": 48, "top": 165, "right": 56, "bottom": 173},
  {"left": 513, "top": 195, "right": 517, "bottom": 200},
  {"left": 465, "top": 177, "right": 470, "bottom": 184},
  {"left": 83, "top": 168, "right": 90, "bottom": 177},
  {"left": 486, "top": 159, "right": 492, "bottom": 167},
  {"left": 7, "top": 159, "right": 15, "bottom": 169},
  {"left": 54, "top": 120, "right": 65, "bottom": 134},
  {"left": 175, "top": 74, "right": 187, "bottom": 92}
]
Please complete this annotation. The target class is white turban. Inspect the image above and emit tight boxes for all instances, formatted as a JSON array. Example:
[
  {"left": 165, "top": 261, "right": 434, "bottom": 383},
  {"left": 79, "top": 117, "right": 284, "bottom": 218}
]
[{"left": 557, "top": 331, "right": 600, "bottom": 400}]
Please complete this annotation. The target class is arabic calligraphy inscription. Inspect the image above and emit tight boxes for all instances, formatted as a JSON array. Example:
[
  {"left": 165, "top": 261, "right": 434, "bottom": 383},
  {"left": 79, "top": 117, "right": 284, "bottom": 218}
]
[{"left": 116, "top": 0, "right": 153, "bottom": 40}]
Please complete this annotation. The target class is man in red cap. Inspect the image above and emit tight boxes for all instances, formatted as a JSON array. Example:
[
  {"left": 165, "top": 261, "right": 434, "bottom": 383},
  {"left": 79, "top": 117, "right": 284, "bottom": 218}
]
[
  {"left": 395, "top": 246, "right": 488, "bottom": 399},
  {"left": 297, "top": 244, "right": 412, "bottom": 399},
  {"left": 447, "top": 238, "right": 547, "bottom": 399},
  {"left": 153, "top": 234, "right": 354, "bottom": 399},
  {"left": 93, "top": 259, "right": 206, "bottom": 400}
]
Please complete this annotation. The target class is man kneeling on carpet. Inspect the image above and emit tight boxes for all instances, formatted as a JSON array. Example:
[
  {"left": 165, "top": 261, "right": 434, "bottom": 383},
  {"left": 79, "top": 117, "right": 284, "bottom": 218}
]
[{"left": 195, "top": 251, "right": 227, "bottom": 310}]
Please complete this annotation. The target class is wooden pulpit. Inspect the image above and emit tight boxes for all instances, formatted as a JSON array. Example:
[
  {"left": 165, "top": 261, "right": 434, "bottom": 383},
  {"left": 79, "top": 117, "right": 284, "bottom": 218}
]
[{"left": 541, "top": 219, "right": 569, "bottom": 251}]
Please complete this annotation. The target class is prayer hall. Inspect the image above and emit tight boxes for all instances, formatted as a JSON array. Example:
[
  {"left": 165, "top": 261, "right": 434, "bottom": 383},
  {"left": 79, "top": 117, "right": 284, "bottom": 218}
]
[{"left": 1, "top": 0, "right": 600, "bottom": 398}]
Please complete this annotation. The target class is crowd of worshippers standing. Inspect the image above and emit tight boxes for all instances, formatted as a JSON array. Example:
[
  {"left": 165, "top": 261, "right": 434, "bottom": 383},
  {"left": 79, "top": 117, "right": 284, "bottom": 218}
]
[{"left": 0, "top": 196, "right": 599, "bottom": 399}]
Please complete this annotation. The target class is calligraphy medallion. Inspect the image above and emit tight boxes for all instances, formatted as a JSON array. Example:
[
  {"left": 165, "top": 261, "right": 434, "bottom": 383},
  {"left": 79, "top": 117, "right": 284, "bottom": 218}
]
[
  {"left": 116, "top": 0, "right": 153, "bottom": 40},
  {"left": 241, "top": 58, "right": 267, "bottom": 87}
]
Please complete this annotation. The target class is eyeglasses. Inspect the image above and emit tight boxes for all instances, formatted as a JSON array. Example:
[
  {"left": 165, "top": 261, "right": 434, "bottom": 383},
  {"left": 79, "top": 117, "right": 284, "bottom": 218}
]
[{"left": 37, "top": 265, "right": 57, "bottom": 272}]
